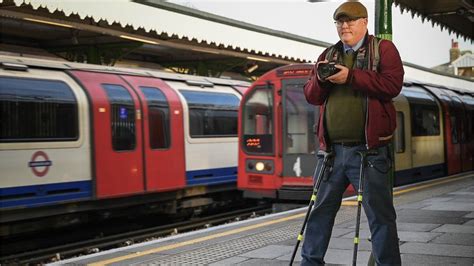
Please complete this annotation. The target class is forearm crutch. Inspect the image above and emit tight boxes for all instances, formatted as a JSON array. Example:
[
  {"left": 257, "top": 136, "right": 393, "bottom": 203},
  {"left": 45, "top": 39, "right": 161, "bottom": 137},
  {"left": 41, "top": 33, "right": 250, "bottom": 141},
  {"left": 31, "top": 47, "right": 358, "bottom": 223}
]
[
  {"left": 352, "top": 149, "right": 378, "bottom": 266},
  {"left": 289, "top": 149, "right": 334, "bottom": 266}
]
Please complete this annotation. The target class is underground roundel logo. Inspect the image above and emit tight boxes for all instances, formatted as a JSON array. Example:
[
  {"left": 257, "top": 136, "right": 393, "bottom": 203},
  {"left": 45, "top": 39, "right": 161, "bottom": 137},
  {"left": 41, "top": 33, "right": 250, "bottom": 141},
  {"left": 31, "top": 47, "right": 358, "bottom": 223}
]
[{"left": 29, "top": 151, "right": 53, "bottom": 177}]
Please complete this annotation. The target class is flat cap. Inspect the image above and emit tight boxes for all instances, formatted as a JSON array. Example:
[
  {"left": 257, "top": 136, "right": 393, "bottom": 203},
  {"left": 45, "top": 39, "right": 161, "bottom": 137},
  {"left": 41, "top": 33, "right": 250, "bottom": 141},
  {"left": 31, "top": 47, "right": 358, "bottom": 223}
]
[{"left": 333, "top": 1, "right": 368, "bottom": 20}]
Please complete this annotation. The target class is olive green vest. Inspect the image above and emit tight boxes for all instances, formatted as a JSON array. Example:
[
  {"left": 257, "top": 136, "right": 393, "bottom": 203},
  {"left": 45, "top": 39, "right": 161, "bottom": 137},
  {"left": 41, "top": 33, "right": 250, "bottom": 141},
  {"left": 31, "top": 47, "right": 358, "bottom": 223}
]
[{"left": 325, "top": 51, "right": 366, "bottom": 143}]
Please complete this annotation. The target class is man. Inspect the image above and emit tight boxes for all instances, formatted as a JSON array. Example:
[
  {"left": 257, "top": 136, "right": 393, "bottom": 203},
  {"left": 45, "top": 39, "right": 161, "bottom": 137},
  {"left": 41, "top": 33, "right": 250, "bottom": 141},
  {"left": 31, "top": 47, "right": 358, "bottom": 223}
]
[{"left": 302, "top": 1, "right": 403, "bottom": 265}]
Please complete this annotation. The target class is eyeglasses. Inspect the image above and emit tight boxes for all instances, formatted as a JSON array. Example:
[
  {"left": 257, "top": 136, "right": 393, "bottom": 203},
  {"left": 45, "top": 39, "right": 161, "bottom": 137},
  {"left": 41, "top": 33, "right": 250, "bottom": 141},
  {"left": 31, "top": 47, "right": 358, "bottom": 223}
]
[{"left": 334, "top": 18, "right": 362, "bottom": 27}]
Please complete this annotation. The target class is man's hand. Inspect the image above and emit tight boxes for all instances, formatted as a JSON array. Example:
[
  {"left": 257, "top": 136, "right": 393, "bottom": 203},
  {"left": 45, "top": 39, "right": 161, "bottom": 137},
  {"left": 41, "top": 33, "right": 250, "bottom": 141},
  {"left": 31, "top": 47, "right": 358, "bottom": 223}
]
[{"left": 326, "top": 65, "right": 349, "bottom": 84}]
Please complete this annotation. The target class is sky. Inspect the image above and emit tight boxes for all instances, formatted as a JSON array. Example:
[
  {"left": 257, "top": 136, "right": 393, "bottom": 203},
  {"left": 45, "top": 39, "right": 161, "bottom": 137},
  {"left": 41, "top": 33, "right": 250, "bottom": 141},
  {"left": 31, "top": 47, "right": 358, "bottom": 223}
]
[{"left": 168, "top": 0, "right": 473, "bottom": 68}]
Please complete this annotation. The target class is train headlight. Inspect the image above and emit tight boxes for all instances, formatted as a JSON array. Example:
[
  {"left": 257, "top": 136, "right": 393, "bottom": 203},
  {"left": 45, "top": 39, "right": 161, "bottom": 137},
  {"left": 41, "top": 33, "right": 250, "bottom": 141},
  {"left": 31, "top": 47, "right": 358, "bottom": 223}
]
[
  {"left": 255, "top": 162, "right": 265, "bottom": 171},
  {"left": 246, "top": 159, "right": 274, "bottom": 174}
]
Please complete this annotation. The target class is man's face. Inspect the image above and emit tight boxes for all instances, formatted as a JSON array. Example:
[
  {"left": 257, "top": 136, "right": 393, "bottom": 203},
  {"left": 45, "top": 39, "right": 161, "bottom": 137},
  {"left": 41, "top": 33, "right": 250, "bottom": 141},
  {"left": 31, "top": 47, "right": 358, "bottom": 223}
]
[{"left": 335, "top": 17, "right": 368, "bottom": 46}]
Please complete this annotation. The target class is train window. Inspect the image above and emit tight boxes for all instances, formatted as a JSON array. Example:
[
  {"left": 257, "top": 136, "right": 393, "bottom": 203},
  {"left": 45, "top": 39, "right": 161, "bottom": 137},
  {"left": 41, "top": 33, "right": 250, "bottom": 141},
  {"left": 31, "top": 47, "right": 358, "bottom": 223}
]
[
  {"left": 395, "top": 112, "right": 405, "bottom": 153},
  {"left": 403, "top": 87, "right": 440, "bottom": 137},
  {"left": 241, "top": 86, "right": 274, "bottom": 154},
  {"left": 410, "top": 104, "right": 440, "bottom": 136},
  {"left": 0, "top": 77, "right": 78, "bottom": 142},
  {"left": 140, "top": 87, "right": 170, "bottom": 149},
  {"left": 102, "top": 84, "right": 136, "bottom": 151},
  {"left": 180, "top": 90, "right": 239, "bottom": 137},
  {"left": 283, "top": 79, "right": 317, "bottom": 154}
]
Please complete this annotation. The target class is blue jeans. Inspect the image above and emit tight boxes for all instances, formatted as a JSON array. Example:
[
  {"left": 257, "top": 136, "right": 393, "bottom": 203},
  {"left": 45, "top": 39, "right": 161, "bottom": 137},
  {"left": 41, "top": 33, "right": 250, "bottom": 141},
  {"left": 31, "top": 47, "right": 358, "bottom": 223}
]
[{"left": 301, "top": 144, "right": 401, "bottom": 266}]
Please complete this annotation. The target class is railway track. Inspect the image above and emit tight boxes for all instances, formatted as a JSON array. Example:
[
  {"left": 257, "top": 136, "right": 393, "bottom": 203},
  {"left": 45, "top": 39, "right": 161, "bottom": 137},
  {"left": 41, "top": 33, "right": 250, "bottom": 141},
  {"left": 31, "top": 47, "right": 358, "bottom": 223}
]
[{"left": 1, "top": 204, "right": 273, "bottom": 265}]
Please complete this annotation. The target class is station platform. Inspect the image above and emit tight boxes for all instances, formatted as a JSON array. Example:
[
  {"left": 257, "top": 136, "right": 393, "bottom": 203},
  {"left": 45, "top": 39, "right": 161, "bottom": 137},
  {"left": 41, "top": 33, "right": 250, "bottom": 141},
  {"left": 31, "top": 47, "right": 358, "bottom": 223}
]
[{"left": 53, "top": 173, "right": 474, "bottom": 265}]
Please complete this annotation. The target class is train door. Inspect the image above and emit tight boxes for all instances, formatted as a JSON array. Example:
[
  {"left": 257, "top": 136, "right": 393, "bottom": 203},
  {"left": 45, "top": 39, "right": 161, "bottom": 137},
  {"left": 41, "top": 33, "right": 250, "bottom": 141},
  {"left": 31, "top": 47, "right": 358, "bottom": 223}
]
[
  {"left": 460, "top": 94, "right": 474, "bottom": 171},
  {"left": 452, "top": 96, "right": 472, "bottom": 172},
  {"left": 450, "top": 95, "right": 467, "bottom": 172},
  {"left": 238, "top": 84, "right": 276, "bottom": 192},
  {"left": 69, "top": 70, "right": 144, "bottom": 198},
  {"left": 426, "top": 87, "right": 462, "bottom": 175},
  {"left": 120, "top": 75, "right": 186, "bottom": 191},
  {"left": 281, "top": 78, "right": 317, "bottom": 179},
  {"left": 403, "top": 85, "right": 445, "bottom": 181}
]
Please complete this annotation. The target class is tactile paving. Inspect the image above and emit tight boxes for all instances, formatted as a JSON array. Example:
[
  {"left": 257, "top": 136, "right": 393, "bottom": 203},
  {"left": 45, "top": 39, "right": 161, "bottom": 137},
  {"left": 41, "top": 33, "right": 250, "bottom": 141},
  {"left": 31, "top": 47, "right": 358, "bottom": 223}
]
[{"left": 131, "top": 206, "right": 356, "bottom": 265}]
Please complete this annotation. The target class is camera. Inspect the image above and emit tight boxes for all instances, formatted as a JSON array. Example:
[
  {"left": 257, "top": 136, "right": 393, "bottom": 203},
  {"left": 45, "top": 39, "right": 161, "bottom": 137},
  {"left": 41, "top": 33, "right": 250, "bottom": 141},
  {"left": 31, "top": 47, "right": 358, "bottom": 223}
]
[{"left": 317, "top": 62, "right": 341, "bottom": 80}]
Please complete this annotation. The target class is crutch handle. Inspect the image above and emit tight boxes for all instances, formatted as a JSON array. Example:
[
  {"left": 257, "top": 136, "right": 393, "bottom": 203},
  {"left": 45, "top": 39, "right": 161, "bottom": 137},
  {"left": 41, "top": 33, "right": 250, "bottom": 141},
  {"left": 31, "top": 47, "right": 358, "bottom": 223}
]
[
  {"left": 316, "top": 149, "right": 329, "bottom": 158},
  {"left": 317, "top": 149, "right": 334, "bottom": 159},
  {"left": 317, "top": 150, "right": 334, "bottom": 181}
]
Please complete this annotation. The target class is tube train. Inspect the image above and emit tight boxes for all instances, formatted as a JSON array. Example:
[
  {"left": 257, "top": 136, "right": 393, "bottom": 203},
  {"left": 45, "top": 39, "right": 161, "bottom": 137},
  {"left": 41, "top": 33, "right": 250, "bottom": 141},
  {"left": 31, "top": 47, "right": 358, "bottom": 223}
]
[
  {"left": 237, "top": 63, "right": 474, "bottom": 201},
  {"left": 0, "top": 55, "right": 249, "bottom": 235}
]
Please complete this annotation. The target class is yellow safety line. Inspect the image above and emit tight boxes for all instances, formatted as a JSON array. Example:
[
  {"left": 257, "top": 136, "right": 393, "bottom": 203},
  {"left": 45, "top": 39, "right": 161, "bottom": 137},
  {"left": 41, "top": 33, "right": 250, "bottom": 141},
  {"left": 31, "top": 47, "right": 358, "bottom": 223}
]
[
  {"left": 342, "top": 201, "right": 358, "bottom": 206},
  {"left": 88, "top": 212, "right": 306, "bottom": 265},
  {"left": 392, "top": 173, "right": 471, "bottom": 196},
  {"left": 342, "top": 173, "right": 473, "bottom": 206}
]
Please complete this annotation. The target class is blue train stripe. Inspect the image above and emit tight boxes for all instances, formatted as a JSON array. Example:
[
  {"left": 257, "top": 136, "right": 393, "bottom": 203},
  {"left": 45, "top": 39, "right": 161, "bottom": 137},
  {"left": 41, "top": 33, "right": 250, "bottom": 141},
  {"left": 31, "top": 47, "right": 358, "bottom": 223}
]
[
  {"left": 186, "top": 166, "right": 237, "bottom": 185},
  {"left": 0, "top": 181, "right": 92, "bottom": 209}
]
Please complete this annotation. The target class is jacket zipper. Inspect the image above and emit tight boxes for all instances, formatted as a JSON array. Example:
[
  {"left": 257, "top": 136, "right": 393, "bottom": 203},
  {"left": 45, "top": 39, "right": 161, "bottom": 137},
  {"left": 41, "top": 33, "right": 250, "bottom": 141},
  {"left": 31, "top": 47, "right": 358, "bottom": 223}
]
[
  {"left": 365, "top": 96, "right": 369, "bottom": 149},
  {"left": 365, "top": 36, "right": 374, "bottom": 150}
]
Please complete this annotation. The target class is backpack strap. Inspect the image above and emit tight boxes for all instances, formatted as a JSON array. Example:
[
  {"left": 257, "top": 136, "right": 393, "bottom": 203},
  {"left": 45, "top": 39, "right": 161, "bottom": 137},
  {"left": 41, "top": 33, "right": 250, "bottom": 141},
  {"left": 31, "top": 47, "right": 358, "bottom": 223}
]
[
  {"left": 371, "top": 37, "right": 383, "bottom": 72},
  {"left": 324, "top": 46, "right": 339, "bottom": 62}
]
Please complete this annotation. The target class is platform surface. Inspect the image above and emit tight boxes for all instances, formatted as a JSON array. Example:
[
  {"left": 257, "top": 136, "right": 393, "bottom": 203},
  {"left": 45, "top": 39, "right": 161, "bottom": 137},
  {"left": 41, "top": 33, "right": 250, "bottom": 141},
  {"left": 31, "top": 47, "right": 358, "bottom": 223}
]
[{"left": 53, "top": 173, "right": 474, "bottom": 265}]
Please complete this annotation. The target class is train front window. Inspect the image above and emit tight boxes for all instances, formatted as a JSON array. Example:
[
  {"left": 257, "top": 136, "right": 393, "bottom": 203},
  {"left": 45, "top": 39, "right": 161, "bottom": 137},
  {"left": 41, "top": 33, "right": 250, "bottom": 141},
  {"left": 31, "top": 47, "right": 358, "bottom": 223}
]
[
  {"left": 102, "top": 84, "right": 136, "bottom": 151},
  {"left": 242, "top": 86, "right": 274, "bottom": 154},
  {"left": 0, "top": 77, "right": 78, "bottom": 142},
  {"left": 283, "top": 80, "right": 317, "bottom": 154},
  {"left": 180, "top": 90, "right": 239, "bottom": 138}
]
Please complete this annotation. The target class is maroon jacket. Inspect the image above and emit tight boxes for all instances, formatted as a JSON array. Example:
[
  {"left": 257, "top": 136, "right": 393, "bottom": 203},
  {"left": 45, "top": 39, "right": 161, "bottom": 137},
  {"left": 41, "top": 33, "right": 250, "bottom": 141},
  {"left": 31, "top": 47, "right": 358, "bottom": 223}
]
[{"left": 304, "top": 34, "right": 404, "bottom": 150}]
